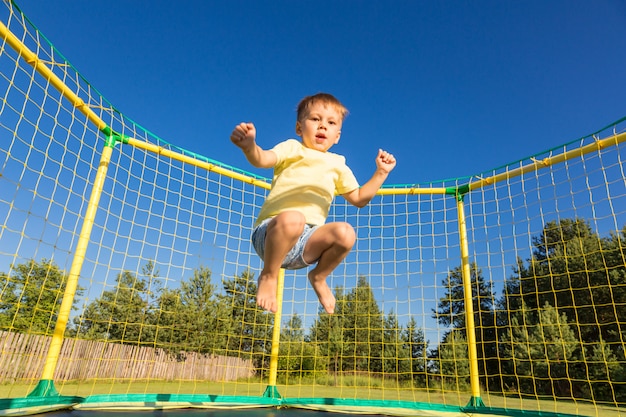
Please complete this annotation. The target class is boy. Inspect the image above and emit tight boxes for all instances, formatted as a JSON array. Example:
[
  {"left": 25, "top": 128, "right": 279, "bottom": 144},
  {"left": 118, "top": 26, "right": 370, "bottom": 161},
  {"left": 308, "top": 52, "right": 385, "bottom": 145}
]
[{"left": 230, "top": 93, "right": 396, "bottom": 314}]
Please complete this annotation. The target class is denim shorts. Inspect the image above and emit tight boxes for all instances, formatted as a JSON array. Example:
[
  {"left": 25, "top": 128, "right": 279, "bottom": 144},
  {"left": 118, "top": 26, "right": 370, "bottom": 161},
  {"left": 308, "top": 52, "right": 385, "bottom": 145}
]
[{"left": 251, "top": 217, "right": 319, "bottom": 270}]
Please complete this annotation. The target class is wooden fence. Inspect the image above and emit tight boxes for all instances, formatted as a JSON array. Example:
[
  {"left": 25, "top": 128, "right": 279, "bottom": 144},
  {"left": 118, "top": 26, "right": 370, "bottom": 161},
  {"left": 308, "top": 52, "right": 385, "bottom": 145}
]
[{"left": 0, "top": 331, "right": 254, "bottom": 382}]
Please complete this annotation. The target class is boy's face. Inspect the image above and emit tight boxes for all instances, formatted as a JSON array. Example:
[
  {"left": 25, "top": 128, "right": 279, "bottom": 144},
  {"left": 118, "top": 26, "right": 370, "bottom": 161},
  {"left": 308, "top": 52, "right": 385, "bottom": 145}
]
[{"left": 295, "top": 102, "right": 342, "bottom": 153}]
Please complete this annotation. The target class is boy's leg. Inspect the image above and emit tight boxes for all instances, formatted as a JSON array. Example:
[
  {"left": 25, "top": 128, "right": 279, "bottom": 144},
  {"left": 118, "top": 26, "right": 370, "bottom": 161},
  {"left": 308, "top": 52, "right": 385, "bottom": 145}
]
[
  {"left": 303, "top": 222, "right": 356, "bottom": 314},
  {"left": 257, "top": 211, "right": 305, "bottom": 313}
]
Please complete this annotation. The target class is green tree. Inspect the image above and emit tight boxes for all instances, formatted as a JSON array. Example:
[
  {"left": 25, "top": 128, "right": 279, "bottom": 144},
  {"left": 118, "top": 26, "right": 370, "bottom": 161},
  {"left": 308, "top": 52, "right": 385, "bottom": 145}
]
[
  {"left": 220, "top": 269, "right": 273, "bottom": 371},
  {"left": 0, "top": 259, "right": 81, "bottom": 335},
  {"left": 339, "top": 276, "right": 384, "bottom": 373},
  {"left": 310, "top": 276, "right": 385, "bottom": 374},
  {"left": 152, "top": 284, "right": 185, "bottom": 352},
  {"left": 382, "top": 310, "right": 413, "bottom": 381},
  {"left": 74, "top": 269, "right": 154, "bottom": 343},
  {"left": 178, "top": 266, "right": 229, "bottom": 353},
  {"left": 578, "top": 339, "right": 626, "bottom": 402},
  {"left": 500, "top": 302, "right": 580, "bottom": 397},
  {"left": 277, "top": 313, "right": 327, "bottom": 379},
  {"left": 401, "top": 317, "right": 429, "bottom": 386},
  {"left": 432, "top": 262, "right": 499, "bottom": 388},
  {"left": 282, "top": 314, "right": 305, "bottom": 342},
  {"left": 154, "top": 266, "right": 230, "bottom": 355},
  {"left": 431, "top": 329, "right": 470, "bottom": 390},
  {"left": 309, "top": 307, "right": 344, "bottom": 382},
  {"left": 510, "top": 218, "right": 626, "bottom": 344},
  {"left": 503, "top": 218, "right": 626, "bottom": 400}
]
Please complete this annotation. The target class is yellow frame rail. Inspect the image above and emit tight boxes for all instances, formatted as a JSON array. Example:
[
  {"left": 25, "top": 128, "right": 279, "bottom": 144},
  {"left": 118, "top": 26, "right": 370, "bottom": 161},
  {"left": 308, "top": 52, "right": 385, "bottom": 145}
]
[{"left": 469, "top": 131, "right": 626, "bottom": 191}]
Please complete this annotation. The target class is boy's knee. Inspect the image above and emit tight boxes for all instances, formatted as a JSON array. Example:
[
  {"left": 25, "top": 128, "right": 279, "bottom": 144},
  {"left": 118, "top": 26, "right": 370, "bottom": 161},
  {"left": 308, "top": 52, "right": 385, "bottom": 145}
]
[
  {"left": 270, "top": 211, "right": 306, "bottom": 238},
  {"left": 335, "top": 223, "right": 356, "bottom": 249}
]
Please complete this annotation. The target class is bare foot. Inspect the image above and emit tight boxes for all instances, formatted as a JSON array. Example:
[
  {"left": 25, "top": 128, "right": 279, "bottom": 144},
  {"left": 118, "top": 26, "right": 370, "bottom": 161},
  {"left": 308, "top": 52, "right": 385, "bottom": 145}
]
[
  {"left": 308, "top": 272, "right": 336, "bottom": 314},
  {"left": 256, "top": 274, "right": 278, "bottom": 313}
]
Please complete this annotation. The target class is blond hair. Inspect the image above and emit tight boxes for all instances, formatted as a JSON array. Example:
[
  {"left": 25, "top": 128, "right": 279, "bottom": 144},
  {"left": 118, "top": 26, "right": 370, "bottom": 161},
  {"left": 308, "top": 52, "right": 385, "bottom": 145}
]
[{"left": 296, "top": 93, "right": 349, "bottom": 122}]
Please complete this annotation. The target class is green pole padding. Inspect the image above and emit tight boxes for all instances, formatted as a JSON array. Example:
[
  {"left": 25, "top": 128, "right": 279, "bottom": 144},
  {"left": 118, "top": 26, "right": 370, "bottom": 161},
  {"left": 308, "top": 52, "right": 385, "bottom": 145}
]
[
  {"left": 27, "top": 379, "right": 59, "bottom": 397},
  {"left": 464, "top": 395, "right": 486, "bottom": 408},
  {"left": 445, "top": 183, "right": 470, "bottom": 201},
  {"left": 101, "top": 125, "right": 130, "bottom": 147},
  {"left": 262, "top": 385, "right": 282, "bottom": 399}
]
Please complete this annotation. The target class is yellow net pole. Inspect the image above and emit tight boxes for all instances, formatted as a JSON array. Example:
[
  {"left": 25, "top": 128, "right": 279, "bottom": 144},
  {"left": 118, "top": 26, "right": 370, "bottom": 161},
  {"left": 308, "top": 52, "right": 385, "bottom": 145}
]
[
  {"left": 39, "top": 142, "right": 115, "bottom": 383},
  {"left": 264, "top": 268, "right": 285, "bottom": 398},
  {"left": 455, "top": 195, "right": 483, "bottom": 406}
]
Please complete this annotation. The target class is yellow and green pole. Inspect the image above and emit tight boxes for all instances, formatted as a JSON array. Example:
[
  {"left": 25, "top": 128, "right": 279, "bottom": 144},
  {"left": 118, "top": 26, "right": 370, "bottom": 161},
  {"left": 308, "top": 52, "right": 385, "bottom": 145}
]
[
  {"left": 263, "top": 268, "right": 285, "bottom": 399},
  {"left": 30, "top": 132, "right": 122, "bottom": 396},
  {"left": 454, "top": 189, "right": 484, "bottom": 408}
]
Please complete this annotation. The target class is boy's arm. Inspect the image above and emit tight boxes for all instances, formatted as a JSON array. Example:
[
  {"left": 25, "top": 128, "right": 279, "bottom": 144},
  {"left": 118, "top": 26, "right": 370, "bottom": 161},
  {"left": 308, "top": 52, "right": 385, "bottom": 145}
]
[
  {"left": 230, "top": 122, "right": 277, "bottom": 168},
  {"left": 342, "top": 149, "right": 396, "bottom": 208}
]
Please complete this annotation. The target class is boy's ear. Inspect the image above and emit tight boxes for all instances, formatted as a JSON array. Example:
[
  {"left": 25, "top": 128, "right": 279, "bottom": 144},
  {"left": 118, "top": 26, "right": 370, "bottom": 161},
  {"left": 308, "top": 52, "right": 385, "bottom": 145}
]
[
  {"left": 334, "top": 130, "right": 341, "bottom": 144},
  {"left": 295, "top": 121, "right": 302, "bottom": 136}
]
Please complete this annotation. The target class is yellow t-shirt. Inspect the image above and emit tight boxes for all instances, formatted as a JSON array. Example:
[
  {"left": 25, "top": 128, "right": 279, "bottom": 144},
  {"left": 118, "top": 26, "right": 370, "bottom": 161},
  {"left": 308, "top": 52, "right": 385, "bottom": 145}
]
[{"left": 255, "top": 139, "right": 360, "bottom": 226}]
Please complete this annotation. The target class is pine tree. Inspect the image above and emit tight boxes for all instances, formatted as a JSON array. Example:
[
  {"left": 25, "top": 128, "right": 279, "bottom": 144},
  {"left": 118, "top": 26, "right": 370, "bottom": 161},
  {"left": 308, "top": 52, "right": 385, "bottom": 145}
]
[
  {"left": 500, "top": 302, "right": 580, "bottom": 397},
  {"left": 220, "top": 269, "right": 273, "bottom": 371},
  {"left": 74, "top": 269, "right": 153, "bottom": 343},
  {"left": 0, "top": 258, "right": 81, "bottom": 335}
]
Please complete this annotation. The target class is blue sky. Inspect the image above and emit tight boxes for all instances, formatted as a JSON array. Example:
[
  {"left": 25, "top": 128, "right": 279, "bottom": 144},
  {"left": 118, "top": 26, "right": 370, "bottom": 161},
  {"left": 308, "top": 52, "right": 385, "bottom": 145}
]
[{"left": 19, "top": 0, "right": 626, "bottom": 187}]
